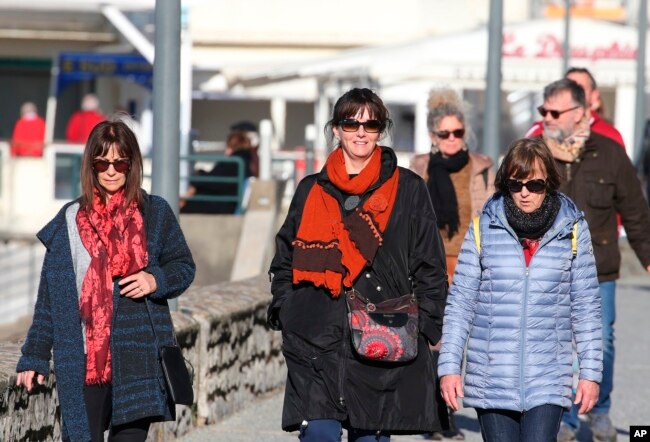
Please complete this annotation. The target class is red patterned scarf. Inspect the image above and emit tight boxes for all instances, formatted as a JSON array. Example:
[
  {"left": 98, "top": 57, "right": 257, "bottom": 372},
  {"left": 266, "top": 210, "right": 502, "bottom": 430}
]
[
  {"left": 76, "top": 189, "right": 148, "bottom": 384},
  {"left": 292, "top": 147, "right": 399, "bottom": 297}
]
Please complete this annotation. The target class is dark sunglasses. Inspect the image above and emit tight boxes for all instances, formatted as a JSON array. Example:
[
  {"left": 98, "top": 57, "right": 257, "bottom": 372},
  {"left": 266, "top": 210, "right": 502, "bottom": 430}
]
[
  {"left": 507, "top": 179, "right": 547, "bottom": 194},
  {"left": 338, "top": 119, "right": 385, "bottom": 133},
  {"left": 537, "top": 105, "right": 580, "bottom": 119},
  {"left": 434, "top": 128, "right": 465, "bottom": 139},
  {"left": 93, "top": 159, "right": 130, "bottom": 173}
]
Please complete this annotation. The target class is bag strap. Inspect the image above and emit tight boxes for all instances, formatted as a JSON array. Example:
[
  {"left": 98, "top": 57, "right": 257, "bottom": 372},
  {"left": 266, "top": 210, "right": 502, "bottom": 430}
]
[
  {"left": 144, "top": 299, "right": 162, "bottom": 354},
  {"left": 144, "top": 298, "right": 195, "bottom": 382},
  {"left": 473, "top": 216, "right": 481, "bottom": 253},
  {"left": 144, "top": 298, "right": 179, "bottom": 353},
  {"left": 572, "top": 221, "right": 578, "bottom": 257}
]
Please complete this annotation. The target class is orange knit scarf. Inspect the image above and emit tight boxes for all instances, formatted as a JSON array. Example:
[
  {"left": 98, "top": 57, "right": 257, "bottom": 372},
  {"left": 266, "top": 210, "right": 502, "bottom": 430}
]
[{"left": 292, "top": 147, "right": 399, "bottom": 297}]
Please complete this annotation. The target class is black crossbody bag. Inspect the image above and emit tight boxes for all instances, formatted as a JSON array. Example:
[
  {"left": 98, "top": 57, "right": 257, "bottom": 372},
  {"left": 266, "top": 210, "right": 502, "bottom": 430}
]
[{"left": 144, "top": 299, "right": 194, "bottom": 406}]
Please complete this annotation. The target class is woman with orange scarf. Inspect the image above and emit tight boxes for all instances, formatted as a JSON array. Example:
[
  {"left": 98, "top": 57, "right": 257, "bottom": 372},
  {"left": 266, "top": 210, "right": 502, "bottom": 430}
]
[
  {"left": 268, "top": 88, "right": 448, "bottom": 441},
  {"left": 16, "top": 120, "right": 195, "bottom": 442}
]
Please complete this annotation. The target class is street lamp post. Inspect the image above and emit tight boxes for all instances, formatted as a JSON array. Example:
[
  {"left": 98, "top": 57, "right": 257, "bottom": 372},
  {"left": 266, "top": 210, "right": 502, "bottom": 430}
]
[{"left": 483, "top": 0, "right": 503, "bottom": 163}]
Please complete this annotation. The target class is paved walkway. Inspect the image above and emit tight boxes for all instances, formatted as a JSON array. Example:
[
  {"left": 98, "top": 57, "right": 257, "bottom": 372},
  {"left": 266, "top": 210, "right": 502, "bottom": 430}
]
[{"left": 178, "top": 276, "right": 650, "bottom": 442}]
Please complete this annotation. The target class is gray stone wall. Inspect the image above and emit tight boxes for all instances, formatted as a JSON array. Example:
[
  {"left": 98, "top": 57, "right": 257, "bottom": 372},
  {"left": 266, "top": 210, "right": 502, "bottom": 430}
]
[{"left": 0, "top": 275, "right": 286, "bottom": 441}]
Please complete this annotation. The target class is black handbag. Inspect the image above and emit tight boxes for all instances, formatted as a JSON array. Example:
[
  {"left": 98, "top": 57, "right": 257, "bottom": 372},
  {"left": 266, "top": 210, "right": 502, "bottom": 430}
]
[{"left": 145, "top": 300, "right": 194, "bottom": 406}]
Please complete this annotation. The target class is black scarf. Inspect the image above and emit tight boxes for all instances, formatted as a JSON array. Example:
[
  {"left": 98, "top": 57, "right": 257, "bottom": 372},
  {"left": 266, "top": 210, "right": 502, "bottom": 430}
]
[
  {"left": 426, "top": 149, "right": 470, "bottom": 239},
  {"left": 504, "top": 191, "right": 561, "bottom": 240}
]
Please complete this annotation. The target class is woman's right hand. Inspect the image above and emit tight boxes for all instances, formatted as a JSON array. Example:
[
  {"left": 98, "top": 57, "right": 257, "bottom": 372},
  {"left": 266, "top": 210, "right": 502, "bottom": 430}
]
[
  {"left": 440, "top": 374, "right": 464, "bottom": 411},
  {"left": 16, "top": 370, "right": 45, "bottom": 392}
]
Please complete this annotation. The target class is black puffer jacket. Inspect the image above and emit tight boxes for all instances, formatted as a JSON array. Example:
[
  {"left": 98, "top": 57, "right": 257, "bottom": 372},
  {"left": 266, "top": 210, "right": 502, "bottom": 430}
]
[
  {"left": 554, "top": 133, "right": 650, "bottom": 281},
  {"left": 268, "top": 147, "right": 448, "bottom": 433}
]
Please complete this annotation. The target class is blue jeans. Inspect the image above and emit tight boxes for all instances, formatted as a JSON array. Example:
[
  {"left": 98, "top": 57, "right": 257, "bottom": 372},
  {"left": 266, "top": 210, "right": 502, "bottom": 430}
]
[
  {"left": 563, "top": 280, "right": 615, "bottom": 430},
  {"left": 476, "top": 405, "right": 564, "bottom": 442},
  {"left": 298, "top": 419, "right": 390, "bottom": 442}
]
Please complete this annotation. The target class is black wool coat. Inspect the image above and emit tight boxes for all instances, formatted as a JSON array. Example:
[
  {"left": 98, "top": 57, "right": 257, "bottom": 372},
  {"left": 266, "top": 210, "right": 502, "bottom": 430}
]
[{"left": 268, "top": 147, "right": 448, "bottom": 434}]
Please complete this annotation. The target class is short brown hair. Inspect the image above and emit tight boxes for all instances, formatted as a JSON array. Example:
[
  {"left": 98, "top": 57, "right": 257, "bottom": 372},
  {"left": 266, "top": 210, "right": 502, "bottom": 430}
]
[
  {"left": 325, "top": 88, "right": 393, "bottom": 142},
  {"left": 495, "top": 138, "right": 560, "bottom": 194},
  {"left": 79, "top": 119, "right": 144, "bottom": 208}
]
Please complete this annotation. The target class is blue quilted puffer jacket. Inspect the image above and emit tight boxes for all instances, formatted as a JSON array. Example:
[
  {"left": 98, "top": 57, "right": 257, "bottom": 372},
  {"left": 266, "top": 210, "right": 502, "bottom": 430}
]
[{"left": 438, "top": 192, "right": 602, "bottom": 411}]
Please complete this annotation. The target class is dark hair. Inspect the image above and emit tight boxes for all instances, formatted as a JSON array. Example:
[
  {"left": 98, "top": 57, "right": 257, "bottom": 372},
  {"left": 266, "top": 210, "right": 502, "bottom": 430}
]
[
  {"left": 325, "top": 88, "right": 393, "bottom": 142},
  {"left": 565, "top": 67, "right": 597, "bottom": 90},
  {"left": 226, "top": 131, "right": 252, "bottom": 152},
  {"left": 80, "top": 119, "right": 144, "bottom": 208},
  {"left": 543, "top": 78, "right": 587, "bottom": 108},
  {"left": 230, "top": 120, "right": 257, "bottom": 133},
  {"left": 495, "top": 138, "right": 561, "bottom": 194}
]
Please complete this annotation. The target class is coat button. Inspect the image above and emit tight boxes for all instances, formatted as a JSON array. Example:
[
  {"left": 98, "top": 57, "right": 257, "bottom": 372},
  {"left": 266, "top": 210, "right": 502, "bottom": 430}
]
[
  {"left": 376, "top": 286, "right": 382, "bottom": 292},
  {"left": 599, "top": 178, "right": 605, "bottom": 183},
  {"left": 593, "top": 152, "right": 598, "bottom": 157},
  {"left": 365, "top": 273, "right": 371, "bottom": 278}
]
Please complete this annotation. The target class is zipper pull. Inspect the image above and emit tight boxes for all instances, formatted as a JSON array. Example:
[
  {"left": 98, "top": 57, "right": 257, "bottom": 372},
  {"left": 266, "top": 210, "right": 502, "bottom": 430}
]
[{"left": 565, "top": 163, "right": 572, "bottom": 182}]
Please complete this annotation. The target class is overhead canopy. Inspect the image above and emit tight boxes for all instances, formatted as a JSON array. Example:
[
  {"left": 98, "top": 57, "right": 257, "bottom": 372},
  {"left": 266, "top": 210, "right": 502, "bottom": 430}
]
[{"left": 206, "top": 18, "right": 643, "bottom": 101}]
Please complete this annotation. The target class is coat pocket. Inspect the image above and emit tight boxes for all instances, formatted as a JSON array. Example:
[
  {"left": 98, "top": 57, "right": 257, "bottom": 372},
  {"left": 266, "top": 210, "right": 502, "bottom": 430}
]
[{"left": 585, "top": 176, "right": 615, "bottom": 209}]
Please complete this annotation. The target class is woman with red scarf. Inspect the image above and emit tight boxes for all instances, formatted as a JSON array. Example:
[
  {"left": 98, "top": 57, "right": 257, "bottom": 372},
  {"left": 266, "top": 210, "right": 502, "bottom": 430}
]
[
  {"left": 268, "top": 88, "right": 448, "bottom": 441},
  {"left": 16, "top": 120, "right": 195, "bottom": 442}
]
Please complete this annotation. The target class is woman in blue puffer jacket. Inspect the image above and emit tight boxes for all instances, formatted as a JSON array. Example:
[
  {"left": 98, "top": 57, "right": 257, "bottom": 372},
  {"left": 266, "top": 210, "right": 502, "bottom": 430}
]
[{"left": 438, "top": 138, "right": 602, "bottom": 442}]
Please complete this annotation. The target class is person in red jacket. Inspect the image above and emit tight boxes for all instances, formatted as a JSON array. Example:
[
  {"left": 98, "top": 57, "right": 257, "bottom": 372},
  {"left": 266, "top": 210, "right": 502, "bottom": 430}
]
[
  {"left": 66, "top": 93, "right": 106, "bottom": 143},
  {"left": 526, "top": 67, "right": 625, "bottom": 149},
  {"left": 11, "top": 102, "right": 46, "bottom": 156}
]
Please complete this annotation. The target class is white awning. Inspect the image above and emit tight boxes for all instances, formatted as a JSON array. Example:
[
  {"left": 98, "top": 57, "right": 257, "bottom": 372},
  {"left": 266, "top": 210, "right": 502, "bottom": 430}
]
[{"left": 202, "top": 18, "right": 645, "bottom": 100}]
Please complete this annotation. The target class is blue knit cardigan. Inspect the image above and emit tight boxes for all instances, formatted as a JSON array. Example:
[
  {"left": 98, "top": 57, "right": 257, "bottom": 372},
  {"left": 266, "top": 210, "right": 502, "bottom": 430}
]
[{"left": 17, "top": 192, "right": 196, "bottom": 442}]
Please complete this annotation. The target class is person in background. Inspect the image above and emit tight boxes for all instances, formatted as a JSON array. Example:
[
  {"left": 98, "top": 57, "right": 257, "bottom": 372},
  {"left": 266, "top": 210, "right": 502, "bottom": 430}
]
[
  {"left": 180, "top": 130, "right": 255, "bottom": 214},
  {"left": 230, "top": 120, "right": 260, "bottom": 177},
  {"left": 537, "top": 78, "right": 650, "bottom": 442},
  {"left": 411, "top": 88, "right": 494, "bottom": 283},
  {"left": 268, "top": 88, "right": 448, "bottom": 441},
  {"left": 526, "top": 67, "right": 625, "bottom": 148},
  {"left": 439, "top": 137, "right": 602, "bottom": 442},
  {"left": 16, "top": 119, "right": 196, "bottom": 442},
  {"left": 66, "top": 93, "right": 107, "bottom": 143},
  {"left": 11, "top": 101, "right": 46, "bottom": 156},
  {"left": 410, "top": 88, "right": 494, "bottom": 440}
]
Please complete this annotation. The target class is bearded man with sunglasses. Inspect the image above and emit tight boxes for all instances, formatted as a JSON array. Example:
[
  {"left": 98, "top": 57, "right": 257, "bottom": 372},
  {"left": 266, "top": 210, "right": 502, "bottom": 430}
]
[
  {"left": 538, "top": 78, "right": 650, "bottom": 442},
  {"left": 526, "top": 67, "right": 625, "bottom": 149}
]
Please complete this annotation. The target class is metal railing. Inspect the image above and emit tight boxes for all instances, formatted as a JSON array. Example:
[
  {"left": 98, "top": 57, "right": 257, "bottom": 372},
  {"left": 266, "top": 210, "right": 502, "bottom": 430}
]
[{"left": 179, "top": 153, "right": 247, "bottom": 214}]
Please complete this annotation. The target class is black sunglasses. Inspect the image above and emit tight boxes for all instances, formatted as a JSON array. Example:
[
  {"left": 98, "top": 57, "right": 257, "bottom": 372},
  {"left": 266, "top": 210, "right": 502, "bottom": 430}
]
[
  {"left": 338, "top": 119, "right": 385, "bottom": 133},
  {"left": 93, "top": 159, "right": 130, "bottom": 173},
  {"left": 434, "top": 128, "right": 465, "bottom": 139},
  {"left": 507, "top": 179, "right": 547, "bottom": 194},
  {"left": 537, "top": 105, "right": 580, "bottom": 119}
]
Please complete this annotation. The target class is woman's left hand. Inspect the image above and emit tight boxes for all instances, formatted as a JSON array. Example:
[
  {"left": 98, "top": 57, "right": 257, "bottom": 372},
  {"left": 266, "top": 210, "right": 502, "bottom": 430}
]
[{"left": 119, "top": 271, "right": 157, "bottom": 299}]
